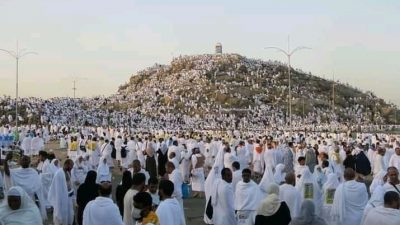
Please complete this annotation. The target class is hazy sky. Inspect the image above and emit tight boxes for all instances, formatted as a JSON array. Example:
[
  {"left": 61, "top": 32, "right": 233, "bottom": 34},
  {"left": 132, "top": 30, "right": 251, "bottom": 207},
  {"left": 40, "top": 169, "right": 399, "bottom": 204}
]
[{"left": 0, "top": 0, "right": 399, "bottom": 105}]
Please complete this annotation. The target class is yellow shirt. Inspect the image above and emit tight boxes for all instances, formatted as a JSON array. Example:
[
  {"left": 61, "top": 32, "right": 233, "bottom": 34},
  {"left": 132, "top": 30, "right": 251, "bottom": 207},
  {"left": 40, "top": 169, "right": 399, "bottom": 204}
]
[
  {"left": 87, "top": 141, "right": 96, "bottom": 150},
  {"left": 140, "top": 211, "right": 160, "bottom": 225},
  {"left": 70, "top": 141, "right": 78, "bottom": 151}
]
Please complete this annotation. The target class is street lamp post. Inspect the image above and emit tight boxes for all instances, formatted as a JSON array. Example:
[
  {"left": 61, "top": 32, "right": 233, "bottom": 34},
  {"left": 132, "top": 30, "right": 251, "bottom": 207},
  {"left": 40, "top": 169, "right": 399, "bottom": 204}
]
[
  {"left": 332, "top": 73, "right": 336, "bottom": 113},
  {"left": 69, "top": 76, "right": 87, "bottom": 127},
  {"left": 0, "top": 43, "right": 37, "bottom": 130},
  {"left": 265, "top": 37, "right": 311, "bottom": 130}
]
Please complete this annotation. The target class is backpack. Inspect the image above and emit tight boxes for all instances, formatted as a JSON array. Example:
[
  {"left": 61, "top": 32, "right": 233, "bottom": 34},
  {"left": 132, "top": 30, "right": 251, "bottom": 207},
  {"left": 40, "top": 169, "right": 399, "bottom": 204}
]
[
  {"left": 79, "top": 145, "right": 87, "bottom": 152},
  {"left": 355, "top": 151, "right": 371, "bottom": 176},
  {"left": 79, "top": 140, "right": 87, "bottom": 152},
  {"left": 182, "top": 183, "right": 191, "bottom": 199},
  {"left": 111, "top": 144, "right": 116, "bottom": 159},
  {"left": 121, "top": 146, "right": 127, "bottom": 158}
]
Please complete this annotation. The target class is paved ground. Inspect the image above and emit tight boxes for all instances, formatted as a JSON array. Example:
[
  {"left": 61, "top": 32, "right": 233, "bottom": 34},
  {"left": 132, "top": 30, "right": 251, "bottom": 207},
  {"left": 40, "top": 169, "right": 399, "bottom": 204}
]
[
  {"left": 3, "top": 141, "right": 375, "bottom": 225},
  {"left": 45, "top": 141, "right": 206, "bottom": 225}
]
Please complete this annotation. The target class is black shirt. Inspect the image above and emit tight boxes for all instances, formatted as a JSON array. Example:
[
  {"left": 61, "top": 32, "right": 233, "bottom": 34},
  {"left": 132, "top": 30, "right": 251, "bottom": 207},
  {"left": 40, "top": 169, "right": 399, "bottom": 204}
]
[{"left": 255, "top": 201, "right": 291, "bottom": 225}]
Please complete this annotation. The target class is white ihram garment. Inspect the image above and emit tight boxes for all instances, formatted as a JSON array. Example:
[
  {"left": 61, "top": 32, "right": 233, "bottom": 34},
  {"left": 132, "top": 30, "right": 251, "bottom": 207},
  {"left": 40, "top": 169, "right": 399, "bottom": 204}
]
[
  {"left": 234, "top": 180, "right": 260, "bottom": 225},
  {"left": 48, "top": 169, "right": 74, "bottom": 225},
  {"left": 331, "top": 180, "right": 368, "bottom": 225},
  {"left": 211, "top": 179, "right": 236, "bottom": 225}
]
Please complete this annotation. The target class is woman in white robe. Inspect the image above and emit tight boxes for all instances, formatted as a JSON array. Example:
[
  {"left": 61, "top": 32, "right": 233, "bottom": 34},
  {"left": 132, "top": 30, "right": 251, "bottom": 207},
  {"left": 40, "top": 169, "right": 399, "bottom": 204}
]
[
  {"left": 296, "top": 167, "right": 323, "bottom": 214},
  {"left": 203, "top": 144, "right": 224, "bottom": 224},
  {"left": 30, "top": 136, "right": 42, "bottom": 156},
  {"left": 274, "top": 163, "right": 286, "bottom": 185},
  {"left": 136, "top": 140, "right": 145, "bottom": 167},
  {"left": 40, "top": 159, "right": 59, "bottom": 209},
  {"left": 96, "top": 157, "right": 111, "bottom": 184},
  {"left": 322, "top": 173, "right": 339, "bottom": 225},
  {"left": 236, "top": 143, "right": 249, "bottom": 169},
  {"left": 48, "top": 168, "right": 74, "bottom": 225},
  {"left": 21, "top": 136, "right": 32, "bottom": 156},
  {"left": 115, "top": 136, "right": 123, "bottom": 164},
  {"left": 71, "top": 157, "right": 89, "bottom": 197},
  {"left": 180, "top": 146, "right": 192, "bottom": 183},
  {"left": 0, "top": 186, "right": 43, "bottom": 225},
  {"left": 125, "top": 138, "right": 137, "bottom": 169},
  {"left": 191, "top": 151, "right": 205, "bottom": 194},
  {"left": 259, "top": 166, "right": 277, "bottom": 199},
  {"left": 90, "top": 139, "right": 101, "bottom": 168},
  {"left": 60, "top": 135, "right": 67, "bottom": 149},
  {"left": 48, "top": 159, "right": 60, "bottom": 173}
]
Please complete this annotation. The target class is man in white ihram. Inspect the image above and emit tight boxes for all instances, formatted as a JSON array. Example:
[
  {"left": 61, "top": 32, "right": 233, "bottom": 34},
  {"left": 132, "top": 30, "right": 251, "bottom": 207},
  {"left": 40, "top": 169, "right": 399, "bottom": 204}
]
[
  {"left": 165, "top": 162, "right": 184, "bottom": 209},
  {"left": 211, "top": 168, "right": 236, "bottom": 225},
  {"left": 21, "top": 134, "right": 32, "bottom": 156},
  {"left": 83, "top": 180, "right": 123, "bottom": 225},
  {"left": 156, "top": 179, "right": 186, "bottom": 225},
  {"left": 331, "top": 168, "right": 368, "bottom": 225},
  {"left": 234, "top": 168, "right": 259, "bottom": 225},
  {"left": 388, "top": 147, "right": 400, "bottom": 170},
  {"left": 362, "top": 191, "right": 400, "bottom": 225},
  {"left": 4, "top": 153, "right": 47, "bottom": 220},
  {"left": 279, "top": 172, "right": 301, "bottom": 218},
  {"left": 48, "top": 159, "right": 75, "bottom": 225}
]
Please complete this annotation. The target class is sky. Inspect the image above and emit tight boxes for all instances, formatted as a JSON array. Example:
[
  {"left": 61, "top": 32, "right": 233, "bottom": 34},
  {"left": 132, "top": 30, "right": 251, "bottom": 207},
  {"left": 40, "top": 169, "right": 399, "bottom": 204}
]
[{"left": 0, "top": 0, "right": 399, "bottom": 105}]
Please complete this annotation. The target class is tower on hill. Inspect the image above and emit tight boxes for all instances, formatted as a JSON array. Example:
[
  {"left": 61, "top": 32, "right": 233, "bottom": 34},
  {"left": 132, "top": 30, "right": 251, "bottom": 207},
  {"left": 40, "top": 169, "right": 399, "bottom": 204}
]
[{"left": 215, "top": 42, "right": 222, "bottom": 54}]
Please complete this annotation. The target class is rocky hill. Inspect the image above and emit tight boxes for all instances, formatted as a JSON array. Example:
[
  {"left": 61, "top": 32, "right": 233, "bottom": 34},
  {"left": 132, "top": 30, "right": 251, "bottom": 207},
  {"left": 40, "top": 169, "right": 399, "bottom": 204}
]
[
  {"left": 116, "top": 53, "right": 397, "bottom": 127},
  {"left": 1, "top": 53, "right": 397, "bottom": 130}
]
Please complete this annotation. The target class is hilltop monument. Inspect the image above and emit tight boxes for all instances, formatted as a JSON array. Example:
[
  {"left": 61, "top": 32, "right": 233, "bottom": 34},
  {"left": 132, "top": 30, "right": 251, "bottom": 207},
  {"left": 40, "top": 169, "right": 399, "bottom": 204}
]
[{"left": 215, "top": 42, "right": 222, "bottom": 54}]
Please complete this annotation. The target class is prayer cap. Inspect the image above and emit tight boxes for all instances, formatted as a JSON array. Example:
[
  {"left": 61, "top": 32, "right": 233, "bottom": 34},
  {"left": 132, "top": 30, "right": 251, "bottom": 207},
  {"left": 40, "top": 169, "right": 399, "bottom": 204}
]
[
  {"left": 99, "top": 177, "right": 112, "bottom": 183},
  {"left": 7, "top": 187, "right": 22, "bottom": 197}
]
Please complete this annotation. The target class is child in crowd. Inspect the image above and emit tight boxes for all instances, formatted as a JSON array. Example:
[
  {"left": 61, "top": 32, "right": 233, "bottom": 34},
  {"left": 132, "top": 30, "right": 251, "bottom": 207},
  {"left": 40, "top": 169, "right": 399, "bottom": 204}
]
[
  {"left": 147, "top": 177, "right": 160, "bottom": 209},
  {"left": 133, "top": 192, "right": 160, "bottom": 225}
]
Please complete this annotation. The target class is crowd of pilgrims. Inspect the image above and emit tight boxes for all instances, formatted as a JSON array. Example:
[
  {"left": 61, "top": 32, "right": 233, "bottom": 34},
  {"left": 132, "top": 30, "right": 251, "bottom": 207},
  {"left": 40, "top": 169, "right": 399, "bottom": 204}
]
[
  {"left": 118, "top": 54, "right": 388, "bottom": 127},
  {"left": 0, "top": 56, "right": 392, "bottom": 131},
  {"left": 0, "top": 124, "right": 399, "bottom": 225}
]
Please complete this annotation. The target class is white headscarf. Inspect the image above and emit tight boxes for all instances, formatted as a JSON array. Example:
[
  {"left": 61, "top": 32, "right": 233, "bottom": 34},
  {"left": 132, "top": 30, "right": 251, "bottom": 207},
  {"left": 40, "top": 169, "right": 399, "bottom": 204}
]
[
  {"left": 259, "top": 166, "right": 277, "bottom": 193},
  {"left": 0, "top": 186, "right": 43, "bottom": 225},
  {"left": 47, "top": 159, "right": 60, "bottom": 175},
  {"left": 257, "top": 183, "right": 281, "bottom": 216},
  {"left": 274, "top": 164, "right": 286, "bottom": 184},
  {"left": 369, "top": 170, "right": 386, "bottom": 194},
  {"left": 96, "top": 157, "right": 111, "bottom": 183},
  {"left": 48, "top": 168, "right": 73, "bottom": 225},
  {"left": 204, "top": 144, "right": 225, "bottom": 224}
]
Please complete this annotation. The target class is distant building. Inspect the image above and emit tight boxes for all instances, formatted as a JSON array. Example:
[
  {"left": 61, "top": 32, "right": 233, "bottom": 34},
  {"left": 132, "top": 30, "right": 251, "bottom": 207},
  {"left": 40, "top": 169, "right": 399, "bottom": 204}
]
[{"left": 215, "top": 42, "right": 222, "bottom": 54}]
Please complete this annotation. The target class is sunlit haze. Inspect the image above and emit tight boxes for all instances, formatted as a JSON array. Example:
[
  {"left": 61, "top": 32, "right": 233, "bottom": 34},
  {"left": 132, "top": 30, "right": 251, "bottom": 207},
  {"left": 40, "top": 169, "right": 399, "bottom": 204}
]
[{"left": 0, "top": 0, "right": 399, "bottom": 105}]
